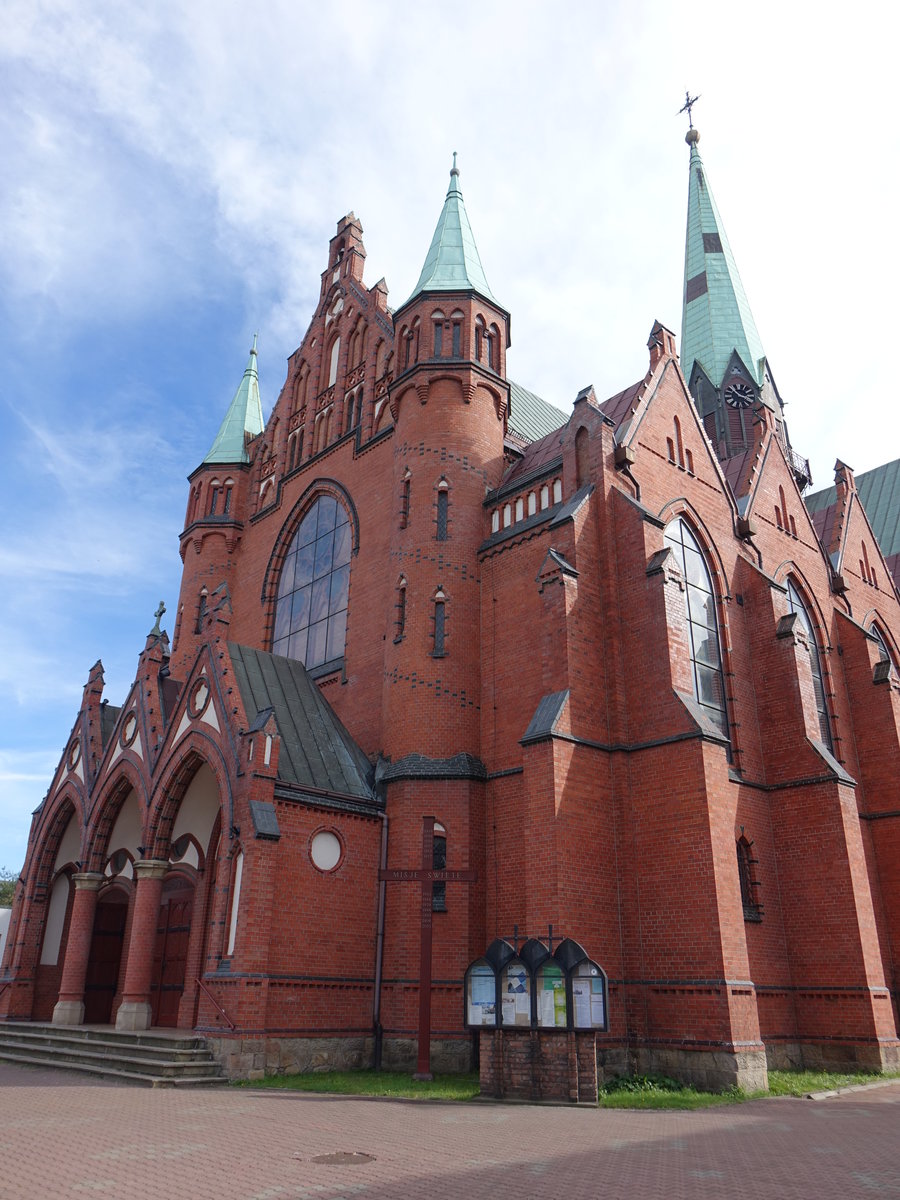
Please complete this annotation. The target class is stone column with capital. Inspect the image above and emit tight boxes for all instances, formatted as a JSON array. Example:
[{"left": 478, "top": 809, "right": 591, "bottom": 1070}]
[
  {"left": 115, "top": 859, "right": 168, "bottom": 1031},
  {"left": 52, "top": 872, "right": 105, "bottom": 1026}
]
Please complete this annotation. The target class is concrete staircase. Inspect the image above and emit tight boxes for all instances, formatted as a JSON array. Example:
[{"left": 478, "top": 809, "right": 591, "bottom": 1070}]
[{"left": 0, "top": 1020, "right": 225, "bottom": 1087}]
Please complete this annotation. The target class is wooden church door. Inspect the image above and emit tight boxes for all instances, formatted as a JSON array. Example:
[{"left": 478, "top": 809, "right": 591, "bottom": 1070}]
[
  {"left": 150, "top": 880, "right": 194, "bottom": 1027},
  {"left": 83, "top": 890, "right": 129, "bottom": 1024}
]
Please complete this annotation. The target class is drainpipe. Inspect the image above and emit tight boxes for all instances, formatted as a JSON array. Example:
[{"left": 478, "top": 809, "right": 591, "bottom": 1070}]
[{"left": 373, "top": 808, "right": 389, "bottom": 1070}]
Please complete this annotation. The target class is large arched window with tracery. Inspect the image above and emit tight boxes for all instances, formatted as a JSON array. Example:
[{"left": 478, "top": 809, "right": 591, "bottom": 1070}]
[
  {"left": 786, "top": 579, "right": 832, "bottom": 751},
  {"left": 272, "top": 496, "right": 351, "bottom": 669},
  {"left": 663, "top": 517, "right": 729, "bottom": 740}
]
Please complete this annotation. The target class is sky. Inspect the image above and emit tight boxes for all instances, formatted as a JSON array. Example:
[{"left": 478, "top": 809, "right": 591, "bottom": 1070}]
[{"left": 1, "top": 0, "right": 897, "bottom": 873}]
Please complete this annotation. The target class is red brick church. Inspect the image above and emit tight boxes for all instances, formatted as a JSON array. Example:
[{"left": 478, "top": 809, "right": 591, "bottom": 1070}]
[{"left": 3, "top": 128, "right": 900, "bottom": 1095}]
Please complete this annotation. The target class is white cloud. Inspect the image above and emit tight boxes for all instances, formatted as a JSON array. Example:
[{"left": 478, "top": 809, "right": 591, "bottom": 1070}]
[{"left": 1, "top": 0, "right": 898, "bottom": 869}]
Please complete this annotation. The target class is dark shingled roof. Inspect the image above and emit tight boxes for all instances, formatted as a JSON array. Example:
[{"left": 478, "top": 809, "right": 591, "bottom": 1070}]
[
  {"left": 228, "top": 643, "right": 376, "bottom": 801},
  {"left": 500, "top": 425, "right": 563, "bottom": 490},
  {"left": 599, "top": 379, "right": 644, "bottom": 429}
]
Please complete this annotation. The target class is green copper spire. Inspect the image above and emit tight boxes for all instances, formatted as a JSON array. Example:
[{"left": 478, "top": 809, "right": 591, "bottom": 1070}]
[
  {"left": 204, "top": 335, "right": 265, "bottom": 464},
  {"left": 681, "top": 130, "right": 767, "bottom": 390},
  {"left": 407, "top": 154, "right": 497, "bottom": 304}
]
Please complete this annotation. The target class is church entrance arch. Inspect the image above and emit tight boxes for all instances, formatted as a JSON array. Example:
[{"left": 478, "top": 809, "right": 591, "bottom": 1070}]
[
  {"left": 83, "top": 887, "right": 129, "bottom": 1024},
  {"left": 150, "top": 876, "right": 195, "bottom": 1027}
]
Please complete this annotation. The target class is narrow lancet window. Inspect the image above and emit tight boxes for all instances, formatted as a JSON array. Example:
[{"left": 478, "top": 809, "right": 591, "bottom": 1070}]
[{"left": 663, "top": 517, "right": 729, "bottom": 741}]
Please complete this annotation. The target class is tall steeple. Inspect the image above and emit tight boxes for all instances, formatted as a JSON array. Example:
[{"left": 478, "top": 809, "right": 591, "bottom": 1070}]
[
  {"left": 679, "top": 127, "right": 805, "bottom": 481},
  {"left": 406, "top": 154, "right": 498, "bottom": 305},
  {"left": 681, "top": 129, "right": 767, "bottom": 393},
  {"left": 204, "top": 335, "right": 265, "bottom": 464}
]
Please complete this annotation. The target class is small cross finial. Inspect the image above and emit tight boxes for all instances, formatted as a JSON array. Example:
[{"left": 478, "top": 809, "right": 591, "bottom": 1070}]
[
  {"left": 678, "top": 89, "right": 700, "bottom": 130},
  {"left": 150, "top": 600, "right": 166, "bottom": 637},
  {"left": 450, "top": 151, "right": 459, "bottom": 177}
]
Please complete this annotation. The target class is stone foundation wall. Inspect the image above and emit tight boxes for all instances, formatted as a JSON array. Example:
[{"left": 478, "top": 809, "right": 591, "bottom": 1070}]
[
  {"left": 633, "top": 1046, "right": 769, "bottom": 1093},
  {"left": 379, "top": 1037, "right": 473, "bottom": 1074},
  {"left": 765, "top": 1039, "right": 900, "bottom": 1075},
  {"left": 206, "top": 1034, "right": 472, "bottom": 1080},
  {"left": 207, "top": 1035, "right": 375, "bottom": 1081}
]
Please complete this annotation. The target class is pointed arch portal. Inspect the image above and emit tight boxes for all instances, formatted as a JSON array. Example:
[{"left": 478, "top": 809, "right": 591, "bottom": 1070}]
[
  {"left": 150, "top": 876, "right": 195, "bottom": 1027},
  {"left": 83, "top": 887, "right": 129, "bottom": 1025}
]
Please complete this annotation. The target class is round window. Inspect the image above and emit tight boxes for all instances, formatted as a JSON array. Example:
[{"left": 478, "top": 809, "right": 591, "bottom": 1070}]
[
  {"left": 67, "top": 740, "right": 81, "bottom": 770},
  {"left": 189, "top": 678, "right": 210, "bottom": 718},
  {"left": 310, "top": 830, "right": 342, "bottom": 872},
  {"left": 121, "top": 713, "right": 138, "bottom": 746}
]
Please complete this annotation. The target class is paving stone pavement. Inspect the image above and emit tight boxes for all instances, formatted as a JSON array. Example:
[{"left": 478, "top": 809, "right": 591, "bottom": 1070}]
[{"left": 2, "top": 1062, "right": 900, "bottom": 1199}]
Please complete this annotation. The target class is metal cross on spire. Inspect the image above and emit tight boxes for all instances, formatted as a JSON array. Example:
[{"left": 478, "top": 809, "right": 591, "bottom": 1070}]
[{"left": 678, "top": 90, "right": 700, "bottom": 130}]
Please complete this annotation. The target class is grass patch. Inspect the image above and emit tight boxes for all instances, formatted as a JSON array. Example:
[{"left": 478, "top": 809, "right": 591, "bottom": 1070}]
[
  {"left": 235, "top": 1068, "right": 480, "bottom": 1101},
  {"left": 598, "top": 1073, "right": 747, "bottom": 1110},
  {"left": 767, "top": 1068, "right": 900, "bottom": 1096}
]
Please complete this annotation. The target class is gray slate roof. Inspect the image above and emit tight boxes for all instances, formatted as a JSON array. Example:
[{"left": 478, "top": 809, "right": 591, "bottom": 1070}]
[{"left": 228, "top": 643, "right": 376, "bottom": 802}]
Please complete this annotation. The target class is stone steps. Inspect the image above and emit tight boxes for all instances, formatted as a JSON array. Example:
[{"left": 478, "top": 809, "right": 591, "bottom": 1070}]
[{"left": 0, "top": 1021, "right": 225, "bottom": 1087}]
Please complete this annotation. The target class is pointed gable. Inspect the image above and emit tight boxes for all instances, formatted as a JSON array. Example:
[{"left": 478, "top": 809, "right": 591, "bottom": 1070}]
[
  {"left": 807, "top": 458, "right": 900, "bottom": 585},
  {"left": 807, "top": 460, "right": 898, "bottom": 595}
]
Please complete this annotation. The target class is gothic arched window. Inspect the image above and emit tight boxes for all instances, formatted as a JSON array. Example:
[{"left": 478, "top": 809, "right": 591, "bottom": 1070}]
[
  {"left": 786, "top": 579, "right": 833, "bottom": 751},
  {"left": 663, "top": 517, "right": 729, "bottom": 740},
  {"left": 871, "top": 623, "right": 895, "bottom": 669},
  {"left": 272, "top": 495, "right": 352, "bottom": 669}
]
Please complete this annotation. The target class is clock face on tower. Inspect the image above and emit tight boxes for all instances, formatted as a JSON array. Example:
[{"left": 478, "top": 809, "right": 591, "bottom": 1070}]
[{"left": 724, "top": 381, "right": 754, "bottom": 409}]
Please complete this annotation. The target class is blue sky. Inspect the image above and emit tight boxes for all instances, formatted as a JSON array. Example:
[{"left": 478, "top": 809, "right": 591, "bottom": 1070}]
[{"left": 1, "top": 0, "right": 897, "bottom": 872}]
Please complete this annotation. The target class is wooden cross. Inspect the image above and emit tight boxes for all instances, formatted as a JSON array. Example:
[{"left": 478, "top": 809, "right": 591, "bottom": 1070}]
[{"left": 379, "top": 815, "right": 476, "bottom": 1079}]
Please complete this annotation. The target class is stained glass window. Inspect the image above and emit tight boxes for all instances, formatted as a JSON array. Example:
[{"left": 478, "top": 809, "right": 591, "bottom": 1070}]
[
  {"left": 663, "top": 518, "right": 729, "bottom": 741},
  {"left": 273, "top": 496, "right": 351, "bottom": 669}
]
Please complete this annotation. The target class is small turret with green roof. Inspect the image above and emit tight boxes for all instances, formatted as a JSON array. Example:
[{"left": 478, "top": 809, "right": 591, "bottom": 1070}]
[
  {"left": 204, "top": 335, "right": 265, "bottom": 464},
  {"left": 405, "top": 153, "right": 501, "bottom": 309}
]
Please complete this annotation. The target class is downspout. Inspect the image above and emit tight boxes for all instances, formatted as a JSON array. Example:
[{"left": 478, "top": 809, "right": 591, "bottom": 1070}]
[{"left": 373, "top": 807, "right": 389, "bottom": 1070}]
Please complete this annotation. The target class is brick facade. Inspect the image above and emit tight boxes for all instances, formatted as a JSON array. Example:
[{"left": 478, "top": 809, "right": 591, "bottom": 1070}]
[{"left": 3, "top": 159, "right": 900, "bottom": 1098}]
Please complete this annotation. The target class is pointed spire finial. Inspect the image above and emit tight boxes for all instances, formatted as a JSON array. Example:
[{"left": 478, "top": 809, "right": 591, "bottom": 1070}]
[
  {"left": 250, "top": 332, "right": 258, "bottom": 356},
  {"left": 405, "top": 156, "right": 499, "bottom": 306},
  {"left": 203, "top": 339, "right": 265, "bottom": 464},
  {"left": 149, "top": 601, "right": 166, "bottom": 637},
  {"left": 679, "top": 90, "right": 701, "bottom": 145}
]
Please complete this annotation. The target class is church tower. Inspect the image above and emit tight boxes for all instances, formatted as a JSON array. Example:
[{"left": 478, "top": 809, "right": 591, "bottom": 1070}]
[
  {"left": 382, "top": 156, "right": 510, "bottom": 762},
  {"left": 681, "top": 127, "right": 811, "bottom": 490},
  {"left": 170, "top": 339, "right": 264, "bottom": 677}
]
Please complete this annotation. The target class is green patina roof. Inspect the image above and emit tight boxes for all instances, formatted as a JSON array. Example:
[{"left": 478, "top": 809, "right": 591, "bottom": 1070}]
[
  {"left": 681, "top": 133, "right": 767, "bottom": 389},
  {"left": 508, "top": 380, "right": 567, "bottom": 442},
  {"left": 204, "top": 335, "right": 265, "bottom": 464},
  {"left": 407, "top": 154, "right": 498, "bottom": 305},
  {"left": 806, "top": 458, "right": 900, "bottom": 558}
]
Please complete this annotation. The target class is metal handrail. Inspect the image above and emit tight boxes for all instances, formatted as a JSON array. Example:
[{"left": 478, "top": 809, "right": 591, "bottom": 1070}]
[{"left": 194, "top": 977, "right": 236, "bottom": 1031}]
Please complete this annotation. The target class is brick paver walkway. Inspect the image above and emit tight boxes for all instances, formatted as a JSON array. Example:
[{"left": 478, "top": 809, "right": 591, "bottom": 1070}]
[{"left": 2, "top": 1062, "right": 899, "bottom": 1199}]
